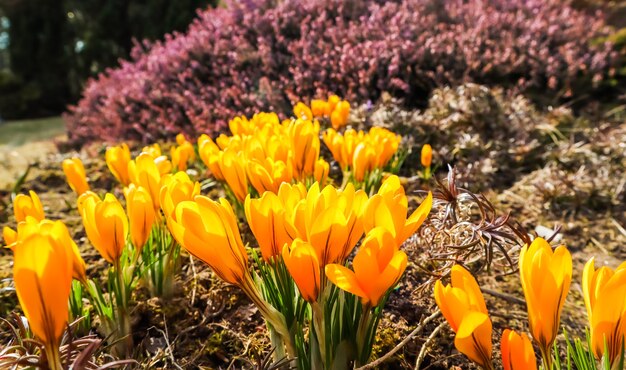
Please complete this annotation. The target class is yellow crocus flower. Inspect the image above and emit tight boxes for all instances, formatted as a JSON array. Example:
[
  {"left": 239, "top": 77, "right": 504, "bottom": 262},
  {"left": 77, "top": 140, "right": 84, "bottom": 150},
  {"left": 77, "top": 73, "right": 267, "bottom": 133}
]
[
  {"left": 434, "top": 265, "right": 493, "bottom": 369},
  {"left": 62, "top": 157, "right": 90, "bottom": 196},
  {"left": 582, "top": 257, "right": 626, "bottom": 365},
  {"left": 198, "top": 135, "right": 225, "bottom": 181},
  {"left": 168, "top": 196, "right": 248, "bottom": 286},
  {"left": 330, "top": 100, "right": 350, "bottom": 130},
  {"left": 141, "top": 143, "right": 162, "bottom": 158},
  {"left": 175, "top": 133, "right": 187, "bottom": 145},
  {"left": 159, "top": 171, "right": 201, "bottom": 220},
  {"left": 311, "top": 99, "right": 328, "bottom": 117},
  {"left": 363, "top": 175, "right": 432, "bottom": 247},
  {"left": 125, "top": 184, "right": 155, "bottom": 251},
  {"left": 288, "top": 118, "right": 320, "bottom": 179},
  {"left": 293, "top": 101, "right": 313, "bottom": 120},
  {"left": 13, "top": 190, "right": 45, "bottom": 223},
  {"left": 170, "top": 140, "right": 196, "bottom": 171},
  {"left": 105, "top": 143, "right": 131, "bottom": 186},
  {"left": 327, "top": 95, "right": 340, "bottom": 114},
  {"left": 421, "top": 144, "right": 432, "bottom": 168},
  {"left": 245, "top": 191, "right": 300, "bottom": 262},
  {"left": 352, "top": 142, "right": 376, "bottom": 182},
  {"left": 13, "top": 230, "right": 73, "bottom": 369},
  {"left": 501, "top": 329, "right": 537, "bottom": 370},
  {"left": 282, "top": 239, "right": 320, "bottom": 303},
  {"left": 325, "top": 227, "right": 407, "bottom": 307},
  {"left": 314, "top": 158, "right": 330, "bottom": 186},
  {"left": 519, "top": 237, "right": 571, "bottom": 362},
  {"left": 246, "top": 157, "right": 293, "bottom": 195},
  {"left": 79, "top": 192, "right": 129, "bottom": 264},
  {"left": 220, "top": 148, "right": 249, "bottom": 203},
  {"left": 14, "top": 218, "right": 86, "bottom": 283},
  {"left": 301, "top": 183, "right": 366, "bottom": 265},
  {"left": 128, "top": 152, "right": 163, "bottom": 210}
]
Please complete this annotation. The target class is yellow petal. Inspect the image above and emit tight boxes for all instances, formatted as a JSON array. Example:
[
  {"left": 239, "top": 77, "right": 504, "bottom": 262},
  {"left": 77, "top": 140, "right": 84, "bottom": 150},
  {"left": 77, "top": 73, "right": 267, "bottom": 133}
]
[
  {"left": 282, "top": 240, "right": 320, "bottom": 302},
  {"left": 13, "top": 233, "right": 73, "bottom": 347},
  {"left": 400, "top": 191, "right": 433, "bottom": 244},
  {"left": 454, "top": 311, "right": 493, "bottom": 368},
  {"left": 325, "top": 264, "right": 367, "bottom": 301}
]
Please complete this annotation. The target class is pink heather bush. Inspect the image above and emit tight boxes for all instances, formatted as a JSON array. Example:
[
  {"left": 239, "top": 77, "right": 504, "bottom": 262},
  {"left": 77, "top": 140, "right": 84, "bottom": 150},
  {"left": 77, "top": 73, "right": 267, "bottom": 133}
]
[{"left": 65, "top": 0, "right": 618, "bottom": 146}]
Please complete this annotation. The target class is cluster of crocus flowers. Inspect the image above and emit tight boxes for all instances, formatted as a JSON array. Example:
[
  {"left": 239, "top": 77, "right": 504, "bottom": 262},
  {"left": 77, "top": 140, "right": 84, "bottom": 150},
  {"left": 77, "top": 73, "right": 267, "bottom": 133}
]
[
  {"left": 245, "top": 175, "right": 431, "bottom": 305},
  {"left": 583, "top": 257, "right": 626, "bottom": 366},
  {"left": 519, "top": 237, "right": 572, "bottom": 367},
  {"left": 246, "top": 181, "right": 367, "bottom": 303},
  {"left": 170, "top": 173, "right": 430, "bottom": 366},
  {"left": 325, "top": 227, "right": 407, "bottom": 307},
  {"left": 198, "top": 112, "right": 328, "bottom": 203},
  {"left": 307, "top": 94, "right": 351, "bottom": 129},
  {"left": 62, "top": 157, "right": 90, "bottom": 195},
  {"left": 434, "top": 265, "right": 494, "bottom": 370},
  {"left": 323, "top": 126, "right": 401, "bottom": 182}
]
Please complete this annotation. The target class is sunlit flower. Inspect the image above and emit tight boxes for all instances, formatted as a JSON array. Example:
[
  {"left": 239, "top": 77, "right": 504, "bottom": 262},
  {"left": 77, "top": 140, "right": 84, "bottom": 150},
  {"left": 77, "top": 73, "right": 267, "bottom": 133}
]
[
  {"left": 519, "top": 237, "right": 571, "bottom": 360},
  {"left": 327, "top": 95, "right": 340, "bottom": 115},
  {"left": 168, "top": 196, "right": 248, "bottom": 286},
  {"left": 421, "top": 144, "right": 432, "bottom": 167},
  {"left": 330, "top": 100, "right": 350, "bottom": 130},
  {"left": 79, "top": 192, "right": 129, "bottom": 264},
  {"left": 283, "top": 239, "right": 320, "bottom": 302},
  {"left": 582, "top": 257, "right": 626, "bottom": 365},
  {"left": 220, "top": 148, "right": 249, "bottom": 202},
  {"left": 293, "top": 102, "right": 313, "bottom": 120},
  {"left": 501, "top": 329, "right": 537, "bottom": 370},
  {"left": 125, "top": 184, "right": 155, "bottom": 251},
  {"left": 105, "top": 143, "right": 131, "bottom": 186},
  {"left": 288, "top": 118, "right": 320, "bottom": 179},
  {"left": 13, "top": 190, "right": 45, "bottom": 223},
  {"left": 141, "top": 143, "right": 162, "bottom": 158},
  {"left": 434, "top": 265, "right": 493, "bottom": 369},
  {"left": 175, "top": 133, "right": 187, "bottom": 145},
  {"left": 245, "top": 191, "right": 299, "bottom": 261},
  {"left": 352, "top": 142, "right": 376, "bottom": 181},
  {"left": 246, "top": 157, "right": 293, "bottom": 195},
  {"left": 13, "top": 231, "right": 73, "bottom": 367},
  {"left": 314, "top": 158, "right": 330, "bottom": 186},
  {"left": 14, "top": 218, "right": 86, "bottom": 283},
  {"left": 300, "top": 183, "right": 366, "bottom": 265},
  {"left": 311, "top": 99, "right": 328, "bottom": 117},
  {"left": 159, "top": 171, "right": 201, "bottom": 220},
  {"left": 198, "top": 135, "right": 224, "bottom": 181},
  {"left": 325, "top": 227, "right": 407, "bottom": 307},
  {"left": 170, "top": 140, "right": 196, "bottom": 171},
  {"left": 62, "top": 157, "right": 89, "bottom": 195},
  {"left": 363, "top": 175, "right": 432, "bottom": 247},
  {"left": 128, "top": 152, "right": 163, "bottom": 210}
]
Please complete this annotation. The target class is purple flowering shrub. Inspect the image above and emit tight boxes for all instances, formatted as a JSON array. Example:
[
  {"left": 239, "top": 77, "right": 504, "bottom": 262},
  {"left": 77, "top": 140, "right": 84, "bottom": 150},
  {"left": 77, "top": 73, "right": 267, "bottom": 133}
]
[{"left": 65, "top": 0, "right": 618, "bottom": 146}]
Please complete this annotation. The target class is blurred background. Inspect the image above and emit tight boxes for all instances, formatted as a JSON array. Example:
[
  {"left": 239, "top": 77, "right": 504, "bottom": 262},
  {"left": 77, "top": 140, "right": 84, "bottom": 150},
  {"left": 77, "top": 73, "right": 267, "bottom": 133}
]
[{"left": 0, "top": 0, "right": 216, "bottom": 122}]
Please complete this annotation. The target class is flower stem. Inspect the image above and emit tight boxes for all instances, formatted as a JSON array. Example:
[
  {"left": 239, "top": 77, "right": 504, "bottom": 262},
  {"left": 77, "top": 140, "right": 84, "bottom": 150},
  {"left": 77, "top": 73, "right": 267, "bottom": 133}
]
[{"left": 44, "top": 342, "right": 63, "bottom": 370}]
